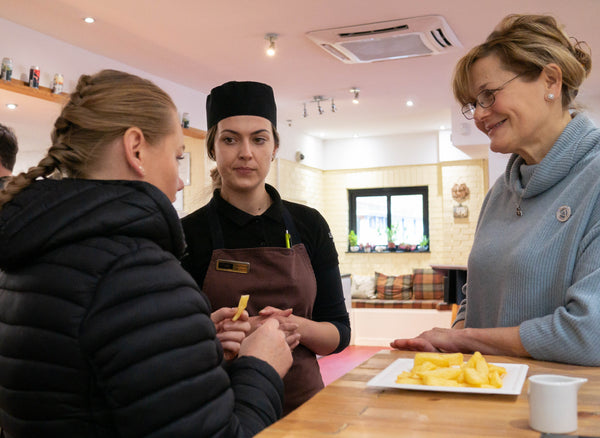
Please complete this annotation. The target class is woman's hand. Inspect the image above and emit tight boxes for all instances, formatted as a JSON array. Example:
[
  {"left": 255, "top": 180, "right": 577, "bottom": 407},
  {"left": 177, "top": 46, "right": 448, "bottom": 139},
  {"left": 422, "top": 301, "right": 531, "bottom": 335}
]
[
  {"left": 390, "top": 336, "right": 441, "bottom": 352},
  {"left": 250, "top": 307, "right": 301, "bottom": 350},
  {"left": 239, "top": 318, "right": 293, "bottom": 378},
  {"left": 390, "top": 328, "right": 458, "bottom": 353},
  {"left": 211, "top": 307, "right": 251, "bottom": 361},
  {"left": 390, "top": 326, "right": 530, "bottom": 358}
]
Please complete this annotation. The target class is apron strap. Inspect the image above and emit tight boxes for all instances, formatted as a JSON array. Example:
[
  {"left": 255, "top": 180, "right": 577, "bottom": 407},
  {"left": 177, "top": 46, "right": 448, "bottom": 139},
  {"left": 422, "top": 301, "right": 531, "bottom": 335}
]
[
  {"left": 207, "top": 198, "right": 226, "bottom": 249},
  {"left": 207, "top": 196, "right": 302, "bottom": 249}
]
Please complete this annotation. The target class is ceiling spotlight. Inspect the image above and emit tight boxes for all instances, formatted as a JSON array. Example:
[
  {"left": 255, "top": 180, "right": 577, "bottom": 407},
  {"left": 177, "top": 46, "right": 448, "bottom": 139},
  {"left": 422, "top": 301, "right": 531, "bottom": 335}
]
[
  {"left": 406, "top": 100, "right": 414, "bottom": 107},
  {"left": 350, "top": 88, "right": 360, "bottom": 104},
  {"left": 331, "top": 98, "right": 337, "bottom": 113},
  {"left": 303, "top": 103, "right": 308, "bottom": 118},
  {"left": 6, "top": 103, "right": 17, "bottom": 110},
  {"left": 265, "top": 33, "right": 278, "bottom": 56},
  {"left": 83, "top": 17, "right": 95, "bottom": 24}
]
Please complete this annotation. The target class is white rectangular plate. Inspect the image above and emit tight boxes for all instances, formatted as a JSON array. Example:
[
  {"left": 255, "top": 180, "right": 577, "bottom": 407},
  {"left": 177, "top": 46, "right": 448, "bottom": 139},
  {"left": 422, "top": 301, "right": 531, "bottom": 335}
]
[{"left": 367, "top": 358, "right": 529, "bottom": 395}]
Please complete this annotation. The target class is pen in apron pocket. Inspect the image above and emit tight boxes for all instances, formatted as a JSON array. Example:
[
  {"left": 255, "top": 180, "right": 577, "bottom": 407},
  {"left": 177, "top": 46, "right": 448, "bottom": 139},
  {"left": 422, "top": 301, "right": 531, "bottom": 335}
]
[{"left": 285, "top": 229, "right": 291, "bottom": 248}]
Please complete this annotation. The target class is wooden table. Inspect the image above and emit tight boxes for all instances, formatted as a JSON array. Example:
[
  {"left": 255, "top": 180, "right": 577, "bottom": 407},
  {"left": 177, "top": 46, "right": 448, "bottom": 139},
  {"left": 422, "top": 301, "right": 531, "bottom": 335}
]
[{"left": 257, "top": 350, "right": 600, "bottom": 437}]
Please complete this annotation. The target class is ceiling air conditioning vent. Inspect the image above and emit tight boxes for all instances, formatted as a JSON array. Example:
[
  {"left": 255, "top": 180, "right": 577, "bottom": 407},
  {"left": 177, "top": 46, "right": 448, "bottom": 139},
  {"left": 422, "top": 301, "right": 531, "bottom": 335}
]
[{"left": 306, "top": 15, "right": 462, "bottom": 64}]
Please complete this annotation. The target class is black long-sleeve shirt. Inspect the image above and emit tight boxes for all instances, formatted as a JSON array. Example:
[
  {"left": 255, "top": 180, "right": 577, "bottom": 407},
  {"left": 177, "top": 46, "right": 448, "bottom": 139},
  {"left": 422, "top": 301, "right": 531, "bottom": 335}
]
[{"left": 181, "top": 184, "right": 351, "bottom": 353}]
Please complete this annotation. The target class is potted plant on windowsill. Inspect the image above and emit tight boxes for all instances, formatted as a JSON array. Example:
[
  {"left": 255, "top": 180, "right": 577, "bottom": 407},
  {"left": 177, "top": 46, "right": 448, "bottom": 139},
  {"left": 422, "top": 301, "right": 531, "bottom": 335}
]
[
  {"left": 386, "top": 226, "right": 398, "bottom": 252},
  {"left": 417, "top": 235, "right": 429, "bottom": 252},
  {"left": 348, "top": 230, "right": 359, "bottom": 252}
]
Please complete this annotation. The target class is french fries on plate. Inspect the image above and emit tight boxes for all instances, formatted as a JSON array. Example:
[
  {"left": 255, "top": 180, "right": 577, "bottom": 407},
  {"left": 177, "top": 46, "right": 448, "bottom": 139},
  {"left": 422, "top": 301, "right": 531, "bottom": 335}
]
[{"left": 396, "top": 352, "right": 507, "bottom": 388}]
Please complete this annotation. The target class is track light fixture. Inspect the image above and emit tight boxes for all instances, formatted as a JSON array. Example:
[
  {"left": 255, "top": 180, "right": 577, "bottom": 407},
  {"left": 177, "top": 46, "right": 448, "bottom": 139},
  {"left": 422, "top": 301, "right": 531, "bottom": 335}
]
[
  {"left": 301, "top": 95, "right": 342, "bottom": 118},
  {"left": 350, "top": 88, "right": 360, "bottom": 104},
  {"left": 265, "top": 33, "right": 278, "bottom": 56}
]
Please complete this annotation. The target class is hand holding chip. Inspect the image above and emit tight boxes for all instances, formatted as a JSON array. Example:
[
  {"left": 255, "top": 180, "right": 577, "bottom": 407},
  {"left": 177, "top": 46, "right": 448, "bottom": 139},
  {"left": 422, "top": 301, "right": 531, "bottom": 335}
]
[{"left": 211, "top": 296, "right": 252, "bottom": 360}]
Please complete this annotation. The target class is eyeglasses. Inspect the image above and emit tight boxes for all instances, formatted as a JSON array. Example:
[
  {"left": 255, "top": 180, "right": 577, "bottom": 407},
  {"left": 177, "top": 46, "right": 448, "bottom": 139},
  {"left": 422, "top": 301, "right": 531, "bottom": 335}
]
[{"left": 461, "top": 73, "right": 523, "bottom": 120}]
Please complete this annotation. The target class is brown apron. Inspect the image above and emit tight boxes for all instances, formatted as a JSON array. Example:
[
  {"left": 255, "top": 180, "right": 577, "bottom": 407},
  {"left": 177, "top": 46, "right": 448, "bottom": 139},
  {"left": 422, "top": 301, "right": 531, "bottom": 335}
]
[{"left": 202, "top": 199, "right": 324, "bottom": 415}]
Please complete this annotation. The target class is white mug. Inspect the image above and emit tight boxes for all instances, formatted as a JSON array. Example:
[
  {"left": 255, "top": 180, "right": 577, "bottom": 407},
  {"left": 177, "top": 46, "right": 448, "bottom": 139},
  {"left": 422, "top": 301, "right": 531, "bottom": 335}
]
[{"left": 528, "top": 374, "right": 587, "bottom": 433}]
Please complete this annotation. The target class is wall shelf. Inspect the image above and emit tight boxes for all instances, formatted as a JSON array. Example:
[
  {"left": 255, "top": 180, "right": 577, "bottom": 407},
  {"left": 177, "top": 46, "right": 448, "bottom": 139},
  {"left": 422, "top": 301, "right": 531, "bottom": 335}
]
[
  {"left": 183, "top": 127, "right": 206, "bottom": 140},
  {"left": 0, "top": 78, "right": 206, "bottom": 140},
  {"left": 0, "top": 78, "right": 68, "bottom": 104}
]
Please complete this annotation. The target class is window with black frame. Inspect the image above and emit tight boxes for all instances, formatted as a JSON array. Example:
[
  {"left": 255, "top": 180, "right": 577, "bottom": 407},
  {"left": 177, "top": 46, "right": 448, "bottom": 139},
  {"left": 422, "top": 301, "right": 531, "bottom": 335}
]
[{"left": 348, "top": 186, "right": 429, "bottom": 253}]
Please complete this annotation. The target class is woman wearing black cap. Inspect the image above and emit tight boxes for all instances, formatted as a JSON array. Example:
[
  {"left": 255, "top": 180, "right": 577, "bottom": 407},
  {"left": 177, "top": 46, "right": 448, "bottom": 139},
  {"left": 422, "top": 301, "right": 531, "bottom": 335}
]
[{"left": 182, "top": 81, "right": 351, "bottom": 414}]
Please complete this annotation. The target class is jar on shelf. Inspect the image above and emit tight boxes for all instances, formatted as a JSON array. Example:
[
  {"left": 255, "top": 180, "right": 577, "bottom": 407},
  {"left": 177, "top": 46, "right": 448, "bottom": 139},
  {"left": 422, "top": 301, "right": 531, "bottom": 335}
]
[
  {"left": 51, "top": 73, "right": 64, "bottom": 94},
  {"left": 182, "top": 112, "right": 190, "bottom": 128},
  {"left": 1, "top": 58, "right": 13, "bottom": 81}
]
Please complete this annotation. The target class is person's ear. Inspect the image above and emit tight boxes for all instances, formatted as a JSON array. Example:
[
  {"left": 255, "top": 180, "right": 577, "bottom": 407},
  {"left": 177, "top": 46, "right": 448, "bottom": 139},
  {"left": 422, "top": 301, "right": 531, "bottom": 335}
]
[
  {"left": 542, "top": 63, "right": 563, "bottom": 101},
  {"left": 122, "top": 127, "right": 146, "bottom": 177}
]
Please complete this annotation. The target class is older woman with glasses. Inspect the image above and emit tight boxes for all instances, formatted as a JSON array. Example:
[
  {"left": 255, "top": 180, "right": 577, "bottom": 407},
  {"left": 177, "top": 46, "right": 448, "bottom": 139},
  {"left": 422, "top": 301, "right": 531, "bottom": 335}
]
[{"left": 391, "top": 14, "right": 600, "bottom": 366}]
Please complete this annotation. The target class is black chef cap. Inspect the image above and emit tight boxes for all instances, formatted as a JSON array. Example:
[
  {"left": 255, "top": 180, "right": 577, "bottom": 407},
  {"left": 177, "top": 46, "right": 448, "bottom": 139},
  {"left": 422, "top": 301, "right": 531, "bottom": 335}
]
[{"left": 206, "top": 81, "right": 277, "bottom": 130}]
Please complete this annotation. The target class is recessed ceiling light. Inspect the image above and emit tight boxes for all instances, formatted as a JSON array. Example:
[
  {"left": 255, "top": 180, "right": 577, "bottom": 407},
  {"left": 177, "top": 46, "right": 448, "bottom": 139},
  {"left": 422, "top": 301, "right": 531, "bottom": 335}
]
[
  {"left": 6, "top": 103, "right": 17, "bottom": 110},
  {"left": 406, "top": 100, "right": 414, "bottom": 107},
  {"left": 83, "top": 17, "right": 95, "bottom": 24}
]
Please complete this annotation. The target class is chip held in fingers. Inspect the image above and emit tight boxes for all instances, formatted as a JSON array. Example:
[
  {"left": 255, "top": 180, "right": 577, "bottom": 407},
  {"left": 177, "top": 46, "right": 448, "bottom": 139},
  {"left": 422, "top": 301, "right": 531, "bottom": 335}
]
[{"left": 232, "top": 294, "right": 250, "bottom": 321}]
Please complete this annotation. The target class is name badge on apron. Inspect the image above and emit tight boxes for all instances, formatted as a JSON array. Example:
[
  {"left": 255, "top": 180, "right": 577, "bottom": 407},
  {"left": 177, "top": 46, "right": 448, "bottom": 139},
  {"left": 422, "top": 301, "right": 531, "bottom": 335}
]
[{"left": 216, "top": 259, "right": 250, "bottom": 274}]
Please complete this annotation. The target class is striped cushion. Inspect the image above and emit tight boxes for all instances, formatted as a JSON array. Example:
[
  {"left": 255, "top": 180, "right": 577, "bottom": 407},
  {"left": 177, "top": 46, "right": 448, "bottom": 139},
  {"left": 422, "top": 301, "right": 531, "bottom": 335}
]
[
  {"left": 375, "top": 272, "right": 413, "bottom": 300},
  {"left": 412, "top": 268, "right": 445, "bottom": 300}
]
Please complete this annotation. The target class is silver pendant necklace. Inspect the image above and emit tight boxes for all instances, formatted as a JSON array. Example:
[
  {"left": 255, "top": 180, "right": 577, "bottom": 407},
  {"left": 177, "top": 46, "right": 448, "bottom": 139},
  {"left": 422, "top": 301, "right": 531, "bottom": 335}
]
[
  {"left": 515, "top": 162, "right": 538, "bottom": 217},
  {"left": 515, "top": 185, "right": 528, "bottom": 216}
]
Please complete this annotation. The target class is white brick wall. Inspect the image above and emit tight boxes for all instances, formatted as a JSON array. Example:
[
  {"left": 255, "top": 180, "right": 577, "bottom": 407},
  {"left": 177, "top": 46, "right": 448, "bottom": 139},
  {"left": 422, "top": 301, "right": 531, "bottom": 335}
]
[{"left": 274, "top": 159, "right": 488, "bottom": 276}]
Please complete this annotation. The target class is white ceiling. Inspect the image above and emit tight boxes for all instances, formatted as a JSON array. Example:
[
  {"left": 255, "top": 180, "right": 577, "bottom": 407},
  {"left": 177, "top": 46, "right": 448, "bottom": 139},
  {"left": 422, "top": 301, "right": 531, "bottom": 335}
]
[{"left": 1, "top": 0, "right": 599, "bottom": 142}]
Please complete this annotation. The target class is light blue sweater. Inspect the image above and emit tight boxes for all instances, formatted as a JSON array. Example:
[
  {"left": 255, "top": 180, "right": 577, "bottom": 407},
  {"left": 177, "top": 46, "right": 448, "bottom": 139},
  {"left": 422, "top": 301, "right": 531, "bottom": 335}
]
[{"left": 456, "top": 114, "right": 600, "bottom": 366}]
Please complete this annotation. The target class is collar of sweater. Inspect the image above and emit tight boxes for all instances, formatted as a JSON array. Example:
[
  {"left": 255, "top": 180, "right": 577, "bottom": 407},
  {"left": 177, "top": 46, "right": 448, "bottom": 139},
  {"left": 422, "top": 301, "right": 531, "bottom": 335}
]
[{"left": 505, "top": 113, "right": 599, "bottom": 199}]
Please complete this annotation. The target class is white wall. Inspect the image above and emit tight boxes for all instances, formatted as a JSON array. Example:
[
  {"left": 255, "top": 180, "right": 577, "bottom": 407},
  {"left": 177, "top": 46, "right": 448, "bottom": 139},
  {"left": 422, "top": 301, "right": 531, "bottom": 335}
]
[
  {"left": 488, "top": 150, "right": 509, "bottom": 188},
  {"left": 438, "top": 129, "right": 471, "bottom": 162},
  {"left": 322, "top": 131, "right": 438, "bottom": 170},
  {"left": 278, "top": 126, "right": 324, "bottom": 169},
  {"left": 0, "top": 17, "right": 207, "bottom": 173}
]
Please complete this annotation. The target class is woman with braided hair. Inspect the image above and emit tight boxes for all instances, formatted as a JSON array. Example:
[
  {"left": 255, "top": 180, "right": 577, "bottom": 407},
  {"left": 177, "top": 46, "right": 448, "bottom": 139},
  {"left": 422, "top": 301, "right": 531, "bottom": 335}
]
[
  {"left": 0, "top": 69, "right": 293, "bottom": 437},
  {"left": 391, "top": 14, "right": 600, "bottom": 366}
]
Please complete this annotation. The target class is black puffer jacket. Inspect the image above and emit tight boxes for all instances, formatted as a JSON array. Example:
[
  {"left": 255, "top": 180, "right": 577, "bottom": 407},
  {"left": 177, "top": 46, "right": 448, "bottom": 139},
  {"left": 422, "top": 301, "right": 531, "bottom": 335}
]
[{"left": 0, "top": 179, "right": 283, "bottom": 438}]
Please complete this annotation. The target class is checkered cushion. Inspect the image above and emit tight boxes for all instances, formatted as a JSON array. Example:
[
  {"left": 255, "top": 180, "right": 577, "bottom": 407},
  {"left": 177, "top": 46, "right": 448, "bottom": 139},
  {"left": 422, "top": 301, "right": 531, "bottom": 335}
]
[
  {"left": 375, "top": 272, "right": 413, "bottom": 300},
  {"left": 412, "top": 268, "right": 445, "bottom": 300}
]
